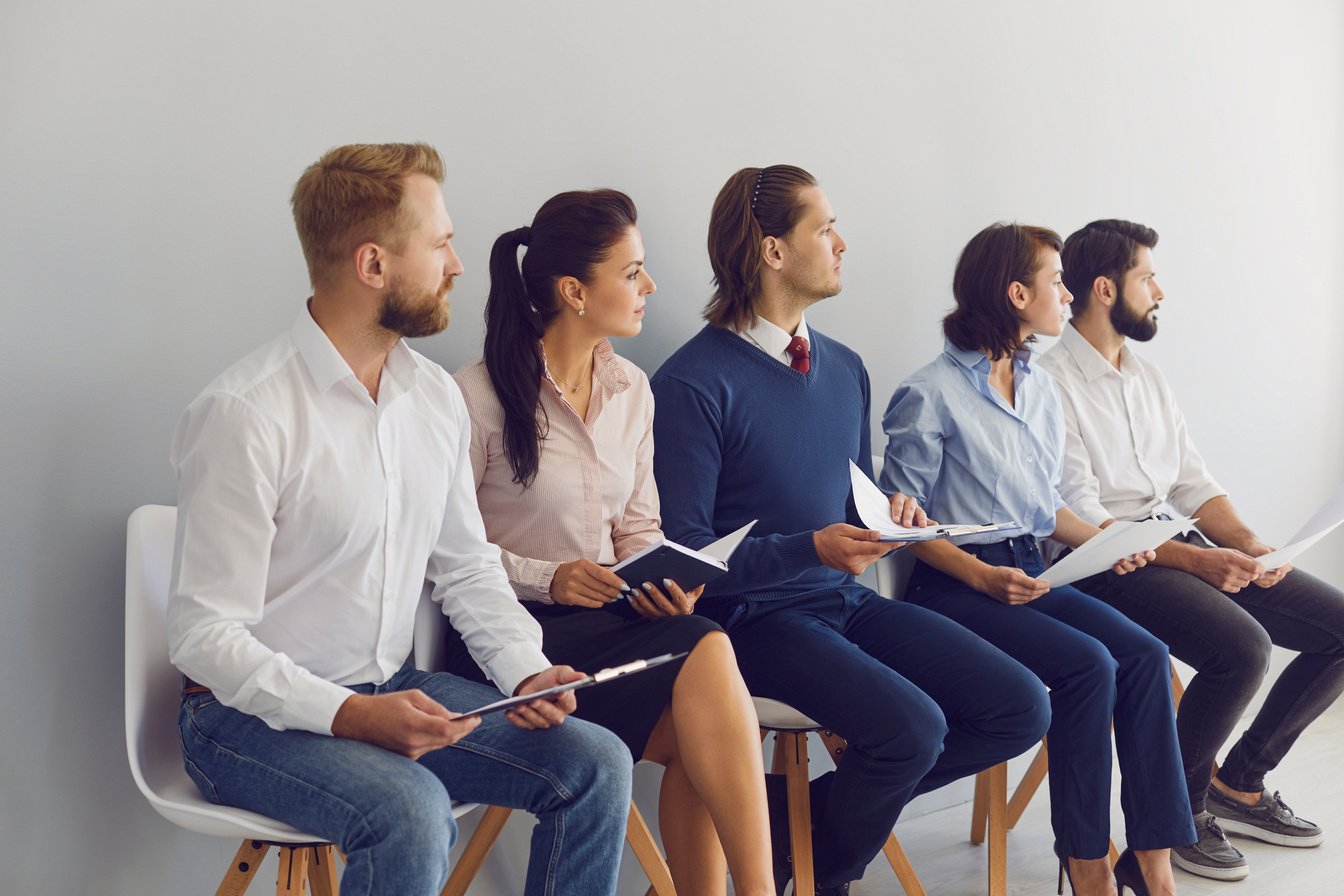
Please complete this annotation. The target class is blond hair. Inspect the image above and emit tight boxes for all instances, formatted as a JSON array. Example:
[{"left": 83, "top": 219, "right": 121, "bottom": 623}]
[{"left": 290, "top": 143, "right": 445, "bottom": 288}]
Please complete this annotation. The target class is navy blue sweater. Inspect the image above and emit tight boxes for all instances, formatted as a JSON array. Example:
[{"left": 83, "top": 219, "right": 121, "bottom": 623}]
[{"left": 651, "top": 324, "right": 873, "bottom": 605}]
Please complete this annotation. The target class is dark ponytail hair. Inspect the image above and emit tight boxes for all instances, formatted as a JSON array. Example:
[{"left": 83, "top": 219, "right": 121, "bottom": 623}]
[
  {"left": 705, "top": 164, "right": 818, "bottom": 332},
  {"left": 483, "top": 189, "right": 638, "bottom": 487}
]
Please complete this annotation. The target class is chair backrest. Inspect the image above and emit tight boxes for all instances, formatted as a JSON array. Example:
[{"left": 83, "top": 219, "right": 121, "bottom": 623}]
[
  {"left": 124, "top": 504, "right": 182, "bottom": 805},
  {"left": 413, "top": 584, "right": 448, "bottom": 673},
  {"left": 870, "top": 454, "right": 917, "bottom": 599}
]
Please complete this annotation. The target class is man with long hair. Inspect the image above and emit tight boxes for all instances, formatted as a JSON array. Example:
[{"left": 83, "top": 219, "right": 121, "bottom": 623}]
[{"left": 651, "top": 166, "right": 1051, "bottom": 894}]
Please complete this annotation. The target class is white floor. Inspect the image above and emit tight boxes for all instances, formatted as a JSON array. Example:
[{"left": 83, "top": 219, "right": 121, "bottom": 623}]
[{"left": 808, "top": 699, "right": 1344, "bottom": 895}]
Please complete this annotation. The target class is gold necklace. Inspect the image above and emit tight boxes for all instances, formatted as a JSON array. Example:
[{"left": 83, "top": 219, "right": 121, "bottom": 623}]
[
  {"left": 540, "top": 341, "right": 592, "bottom": 394},
  {"left": 551, "top": 370, "right": 589, "bottom": 394}
]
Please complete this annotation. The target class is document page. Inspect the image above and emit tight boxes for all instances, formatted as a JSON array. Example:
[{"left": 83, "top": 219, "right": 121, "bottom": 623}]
[
  {"left": 849, "top": 461, "right": 1016, "bottom": 542},
  {"left": 1040, "top": 517, "right": 1194, "bottom": 587},
  {"left": 1256, "top": 484, "right": 1344, "bottom": 571}
]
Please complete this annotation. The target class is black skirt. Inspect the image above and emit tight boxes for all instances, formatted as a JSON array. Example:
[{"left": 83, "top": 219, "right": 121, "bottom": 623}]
[{"left": 441, "top": 605, "right": 721, "bottom": 760}]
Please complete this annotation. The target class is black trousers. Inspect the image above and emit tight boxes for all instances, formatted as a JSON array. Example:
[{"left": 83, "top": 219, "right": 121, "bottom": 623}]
[{"left": 1077, "top": 531, "right": 1344, "bottom": 813}]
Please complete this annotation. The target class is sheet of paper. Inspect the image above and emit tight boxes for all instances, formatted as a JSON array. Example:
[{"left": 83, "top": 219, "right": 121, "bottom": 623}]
[
  {"left": 1040, "top": 517, "right": 1194, "bottom": 587},
  {"left": 848, "top": 461, "right": 1014, "bottom": 541},
  {"left": 1256, "top": 484, "right": 1344, "bottom": 570},
  {"left": 701, "top": 520, "right": 757, "bottom": 563}
]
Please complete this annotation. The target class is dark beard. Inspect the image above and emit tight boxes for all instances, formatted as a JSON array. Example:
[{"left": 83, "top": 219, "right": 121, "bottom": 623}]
[
  {"left": 379, "top": 275, "right": 450, "bottom": 337},
  {"left": 1110, "top": 283, "right": 1157, "bottom": 342}
]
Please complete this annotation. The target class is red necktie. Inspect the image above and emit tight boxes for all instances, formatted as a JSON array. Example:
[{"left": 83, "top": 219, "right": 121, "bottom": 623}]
[{"left": 786, "top": 335, "right": 810, "bottom": 374}]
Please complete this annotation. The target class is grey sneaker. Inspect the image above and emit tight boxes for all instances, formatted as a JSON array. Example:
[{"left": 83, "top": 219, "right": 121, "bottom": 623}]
[
  {"left": 1208, "top": 786, "right": 1324, "bottom": 847},
  {"left": 1171, "top": 812, "right": 1250, "bottom": 881}
]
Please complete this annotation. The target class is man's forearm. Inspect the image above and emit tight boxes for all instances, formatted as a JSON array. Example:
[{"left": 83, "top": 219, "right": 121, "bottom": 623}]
[{"left": 1191, "top": 495, "right": 1261, "bottom": 552}]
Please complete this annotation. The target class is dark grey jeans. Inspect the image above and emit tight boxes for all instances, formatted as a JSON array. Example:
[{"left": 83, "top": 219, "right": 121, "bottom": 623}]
[{"left": 1076, "top": 532, "right": 1344, "bottom": 813}]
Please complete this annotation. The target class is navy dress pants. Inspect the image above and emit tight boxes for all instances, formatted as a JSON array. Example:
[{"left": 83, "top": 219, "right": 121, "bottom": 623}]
[
  {"left": 905, "top": 536, "right": 1197, "bottom": 859},
  {"left": 702, "top": 585, "right": 1050, "bottom": 887}
]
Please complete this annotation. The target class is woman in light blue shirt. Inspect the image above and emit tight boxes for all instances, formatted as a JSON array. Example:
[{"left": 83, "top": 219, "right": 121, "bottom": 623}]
[{"left": 881, "top": 223, "right": 1194, "bottom": 896}]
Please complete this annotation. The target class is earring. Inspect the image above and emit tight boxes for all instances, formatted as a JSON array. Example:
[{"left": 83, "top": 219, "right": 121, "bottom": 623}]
[{"left": 578, "top": 308, "right": 585, "bottom": 317}]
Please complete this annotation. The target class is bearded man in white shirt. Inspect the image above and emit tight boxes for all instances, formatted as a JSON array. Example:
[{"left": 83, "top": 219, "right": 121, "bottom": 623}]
[
  {"left": 167, "top": 143, "right": 631, "bottom": 896},
  {"left": 1039, "top": 218, "right": 1344, "bottom": 883}
]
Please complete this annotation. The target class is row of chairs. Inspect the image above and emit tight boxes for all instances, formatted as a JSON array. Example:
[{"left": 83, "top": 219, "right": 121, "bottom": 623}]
[{"left": 126, "top": 478, "right": 1179, "bottom": 894}]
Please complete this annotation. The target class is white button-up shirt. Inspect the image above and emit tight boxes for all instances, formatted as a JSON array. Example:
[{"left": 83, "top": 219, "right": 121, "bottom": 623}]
[
  {"left": 1038, "top": 324, "right": 1226, "bottom": 526},
  {"left": 168, "top": 309, "right": 549, "bottom": 735}
]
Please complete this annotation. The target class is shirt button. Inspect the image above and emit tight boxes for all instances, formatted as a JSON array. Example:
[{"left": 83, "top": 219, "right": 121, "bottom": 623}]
[
  {"left": 1026, "top": 456, "right": 1035, "bottom": 463},
  {"left": 1030, "top": 489, "right": 1037, "bottom": 496}
]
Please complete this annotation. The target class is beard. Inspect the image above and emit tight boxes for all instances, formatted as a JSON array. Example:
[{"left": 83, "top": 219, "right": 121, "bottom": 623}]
[
  {"left": 1110, "top": 284, "right": 1157, "bottom": 342},
  {"left": 379, "top": 274, "right": 452, "bottom": 338}
]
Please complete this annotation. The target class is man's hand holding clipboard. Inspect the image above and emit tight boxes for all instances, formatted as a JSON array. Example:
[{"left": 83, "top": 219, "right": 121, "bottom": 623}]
[{"left": 459, "top": 652, "right": 691, "bottom": 721}]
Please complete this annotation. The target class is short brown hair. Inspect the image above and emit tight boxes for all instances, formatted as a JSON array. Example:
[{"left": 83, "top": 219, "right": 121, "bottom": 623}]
[
  {"left": 705, "top": 165, "right": 818, "bottom": 331},
  {"left": 944, "top": 223, "right": 1063, "bottom": 360},
  {"left": 290, "top": 143, "right": 445, "bottom": 288}
]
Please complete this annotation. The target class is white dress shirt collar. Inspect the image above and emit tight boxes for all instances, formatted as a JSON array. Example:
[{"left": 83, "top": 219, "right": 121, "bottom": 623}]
[
  {"left": 1058, "top": 323, "right": 1131, "bottom": 384},
  {"left": 291, "top": 306, "right": 420, "bottom": 400},
  {"left": 738, "top": 313, "right": 810, "bottom": 367}
]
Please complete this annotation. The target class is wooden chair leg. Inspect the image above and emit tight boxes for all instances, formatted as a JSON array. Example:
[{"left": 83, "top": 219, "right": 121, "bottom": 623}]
[
  {"left": 770, "top": 730, "right": 787, "bottom": 774},
  {"left": 780, "top": 731, "right": 815, "bottom": 895},
  {"left": 307, "top": 846, "right": 339, "bottom": 896},
  {"left": 627, "top": 801, "right": 678, "bottom": 896},
  {"left": 216, "top": 839, "right": 270, "bottom": 896},
  {"left": 985, "top": 761, "right": 1007, "bottom": 896},
  {"left": 1006, "top": 741, "right": 1050, "bottom": 829},
  {"left": 1171, "top": 661, "right": 1186, "bottom": 711},
  {"left": 275, "top": 846, "right": 309, "bottom": 895},
  {"left": 970, "top": 768, "right": 991, "bottom": 844},
  {"left": 441, "top": 805, "right": 513, "bottom": 896},
  {"left": 880, "top": 833, "right": 928, "bottom": 896}
]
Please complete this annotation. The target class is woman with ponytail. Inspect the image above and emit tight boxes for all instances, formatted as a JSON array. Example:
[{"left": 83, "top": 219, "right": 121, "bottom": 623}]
[{"left": 448, "top": 189, "right": 774, "bottom": 896}]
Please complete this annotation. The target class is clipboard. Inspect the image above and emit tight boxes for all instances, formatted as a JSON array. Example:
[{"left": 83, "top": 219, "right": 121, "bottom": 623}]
[{"left": 456, "top": 651, "right": 690, "bottom": 719}]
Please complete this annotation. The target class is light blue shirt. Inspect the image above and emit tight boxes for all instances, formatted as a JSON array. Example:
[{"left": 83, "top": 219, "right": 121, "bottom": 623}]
[{"left": 880, "top": 340, "right": 1068, "bottom": 544}]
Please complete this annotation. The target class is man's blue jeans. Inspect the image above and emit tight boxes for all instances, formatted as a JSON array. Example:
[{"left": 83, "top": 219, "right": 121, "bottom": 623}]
[{"left": 179, "top": 666, "right": 632, "bottom": 896}]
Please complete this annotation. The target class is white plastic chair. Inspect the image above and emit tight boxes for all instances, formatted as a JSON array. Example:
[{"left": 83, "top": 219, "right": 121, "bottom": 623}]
[{"left": 125, "top": 505, "right": 488, "bottom": 895}]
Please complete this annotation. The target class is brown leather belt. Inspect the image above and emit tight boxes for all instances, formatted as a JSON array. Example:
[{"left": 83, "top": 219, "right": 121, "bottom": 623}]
[{"left": 182, "top": 675, "right": 212, "bottom": 697}]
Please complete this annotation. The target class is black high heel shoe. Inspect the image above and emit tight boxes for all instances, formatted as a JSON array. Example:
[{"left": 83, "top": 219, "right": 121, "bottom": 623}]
[
  {"left": 1052, "top": 841, "right": 1074, "bottom": 895},
  {"left": 1112, "top": 848, "right": 1151, "bottom": 896}
]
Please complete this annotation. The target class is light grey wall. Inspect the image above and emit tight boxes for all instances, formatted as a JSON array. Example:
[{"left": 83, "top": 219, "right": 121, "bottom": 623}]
[{"left": 3, "top": 1, "right": 1342, "bottom": 892}]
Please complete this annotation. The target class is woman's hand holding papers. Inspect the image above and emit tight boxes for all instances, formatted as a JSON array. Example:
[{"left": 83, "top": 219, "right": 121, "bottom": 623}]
[{"left": 975, "top": 565, "right": 1050, "bottom": 605}]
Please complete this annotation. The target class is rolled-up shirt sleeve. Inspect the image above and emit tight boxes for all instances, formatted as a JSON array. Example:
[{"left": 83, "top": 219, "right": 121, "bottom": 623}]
[{"left": 168, "top": 393, "right": 353, "bottom": 735}]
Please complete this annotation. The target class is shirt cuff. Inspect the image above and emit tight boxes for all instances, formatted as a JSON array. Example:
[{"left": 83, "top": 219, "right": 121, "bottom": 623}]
[
  {"left": 280, "top": 674, "right": 358, "bottom": 736},
  {"left": 484, "top": 643, "right": 555, "bottom": 700},
  {"left": 514, "top": 559, "right": 560, "bottom": 604}
]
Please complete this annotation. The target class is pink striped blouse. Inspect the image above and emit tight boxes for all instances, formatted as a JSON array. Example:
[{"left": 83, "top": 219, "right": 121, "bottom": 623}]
[{"left": 453, "top": 340, "right": 663, "bottom": 603}]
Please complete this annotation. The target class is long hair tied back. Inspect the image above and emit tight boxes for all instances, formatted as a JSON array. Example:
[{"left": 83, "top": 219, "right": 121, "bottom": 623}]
[{"left": 483, "top": 189, "right": 637, "bottom": 487}]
